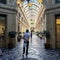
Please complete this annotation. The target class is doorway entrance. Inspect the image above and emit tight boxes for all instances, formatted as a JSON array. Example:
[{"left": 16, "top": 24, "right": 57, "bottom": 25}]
[{"left": 56, "top": 15, "right": 60, "bottom": 48}]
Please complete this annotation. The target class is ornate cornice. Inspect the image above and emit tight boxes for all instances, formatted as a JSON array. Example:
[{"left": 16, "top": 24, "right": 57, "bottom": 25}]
[{"left": 0, "top": 3, "right": 17, "bottom": 12}]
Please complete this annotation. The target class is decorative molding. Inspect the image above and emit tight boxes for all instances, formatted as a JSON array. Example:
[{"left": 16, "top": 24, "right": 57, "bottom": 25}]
[{"left": 8, "top": 0, "right": 17, "bottom": 6}]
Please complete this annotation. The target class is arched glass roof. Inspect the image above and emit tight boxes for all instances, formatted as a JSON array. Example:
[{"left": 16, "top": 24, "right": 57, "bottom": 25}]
[{"left": 20, "top": 0, "right": 43, "bottom": 27}]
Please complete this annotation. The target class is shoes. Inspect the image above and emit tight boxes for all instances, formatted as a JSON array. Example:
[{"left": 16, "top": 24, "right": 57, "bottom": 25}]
[
  {"left": 26, "top": 55, "right": 28, "bottom": 57},
  {"left": 22, "top": 54, "right": 24, "bottom": 58},
  {"left": 26, "top": 54, "right": 28, "bottom": 57}
]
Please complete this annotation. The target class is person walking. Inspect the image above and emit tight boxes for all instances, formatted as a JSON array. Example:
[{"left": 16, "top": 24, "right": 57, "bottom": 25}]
[
  {"left": 23, "top": 29, "right": 30, "bottom": 57},
  {"left": 31, "top": 31, "right": 33, "bottom": 43}
]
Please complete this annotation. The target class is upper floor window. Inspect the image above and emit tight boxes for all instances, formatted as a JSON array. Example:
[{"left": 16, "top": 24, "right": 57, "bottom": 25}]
[
  {"left": 0, "top": 0, "right": 6, "bottom": 4},
  {"left": 55, "top": 0, "right": 60, "bottom": 3}
]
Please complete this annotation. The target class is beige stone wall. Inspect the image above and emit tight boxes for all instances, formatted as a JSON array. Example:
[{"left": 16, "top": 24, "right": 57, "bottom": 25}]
[
  {"left": 43, "top": 0, "right": 60, "bottom": 48},
  {"left": 43, "top": 0, "right": 60, "bottom": 9},
  {"left": 44, "top": 0, "right": 60, "bottom": 48},
  {"left": 0, "top": 10, "right": 17, "bottom": 48},
  {"left": 6, "top": 13, "right": 17, "bottom": 47},
  {"left": 7, "top": 14, "right": 17, "bottom": 32},
  {"left": 7, "top": 0, "right": 17, "bottom": 6},
  {"left": 46, "top": 13, "right": 56, "bottom": 48},
  {"left": 0, "top": 0, "right": 17, "bottom": 48}
]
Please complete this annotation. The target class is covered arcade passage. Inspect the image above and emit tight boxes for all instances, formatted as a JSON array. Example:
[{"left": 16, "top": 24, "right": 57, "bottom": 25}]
[
  {"left": 0, "top": 0, "right": 60, "bottom": 60},
  {"left": 17, "top": 0, "right": 45, "bottom": 32},
  {"left": 17, "top": 0, "right": 60, "bottom": 49}
]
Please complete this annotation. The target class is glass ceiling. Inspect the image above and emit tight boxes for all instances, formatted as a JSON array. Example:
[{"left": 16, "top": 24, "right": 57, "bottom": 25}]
[{"left": 20, "top": 0, "right": 42, "bottom": 27}]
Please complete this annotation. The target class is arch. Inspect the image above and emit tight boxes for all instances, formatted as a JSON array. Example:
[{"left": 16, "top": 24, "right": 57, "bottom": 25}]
[
  {"left": 26, "top": 13, "right": 37, "bottom": 19},
  {"left": 22, "top": 2, "right": 41, "bottom": 16},
  {"left": 24, "top": 5, "right": 40, "bottom": 11},
  {"left": 24, "top": 8, "right": 39, "bottom": 13},
  {"left": 26, "top": 17, "right": 37, "bottom": 21},
  {"left": 23, "top": 2, "right": 41, "bottom": 9},
  {"left": 25, "top": 11, "right": 38, "bottom": 15},
  {"left": 26, "top": 13, "right": 36, "bottom": 17}
]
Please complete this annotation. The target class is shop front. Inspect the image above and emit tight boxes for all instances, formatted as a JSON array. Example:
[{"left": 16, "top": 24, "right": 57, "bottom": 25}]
[
  {"left": 56, "top": 15, "right": 60, "bottom": 48},
  {"left": 0, "top": 14, "right": 7, "bottom": 47}
]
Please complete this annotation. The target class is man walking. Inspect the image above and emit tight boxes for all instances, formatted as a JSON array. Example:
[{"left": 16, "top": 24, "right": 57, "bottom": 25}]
[
  {"left": 31, "top": 30, "right": 33, "bottom": 43},
  {"left": 23, "top": 29, "right": 30, "bottom": 57}
]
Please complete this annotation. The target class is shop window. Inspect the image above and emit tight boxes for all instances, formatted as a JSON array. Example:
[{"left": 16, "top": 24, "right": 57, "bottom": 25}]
[
  {"left": 0, "top": 14, "right": 6, "bottom": 39},
  {"left": 0, "top": 0, "right": 6, "bottom": 4},
  {"left": 55, "top": 15, "right": 60, "bottom": 48}
]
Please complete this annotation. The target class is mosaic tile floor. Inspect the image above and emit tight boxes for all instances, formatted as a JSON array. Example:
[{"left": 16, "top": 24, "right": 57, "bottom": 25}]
[{"left": 0, "top": 34, "right": 60, "bottom": 60}]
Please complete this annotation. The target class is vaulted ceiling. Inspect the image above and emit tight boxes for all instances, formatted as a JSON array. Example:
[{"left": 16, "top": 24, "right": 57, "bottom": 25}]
[{"left": 20, "top": 0, "right": 43, "bottom": 27}]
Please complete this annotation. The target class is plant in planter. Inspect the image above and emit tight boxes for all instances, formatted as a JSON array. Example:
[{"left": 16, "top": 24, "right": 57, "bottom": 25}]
[
  {"left": 8, "top": 31, "right": 16, "bottom": 38},
  {"left": 17, "top": 32, "right": 22, "bottom": 42},
  {"left": 46, "top": 31, "right": 50, "bottom": 39},
  {"left": 8, "top": 31, "right": 17, "bottom": 49}
]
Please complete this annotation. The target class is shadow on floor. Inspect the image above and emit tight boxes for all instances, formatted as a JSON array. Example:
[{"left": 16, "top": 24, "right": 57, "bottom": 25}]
[{"left": 21, "top": 58, "right": 38, "bottom": 60}]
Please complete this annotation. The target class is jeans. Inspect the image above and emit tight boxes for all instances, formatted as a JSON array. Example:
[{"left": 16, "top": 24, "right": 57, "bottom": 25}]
[{"left": 23, "top": 41, "right": 29, "bottom": 56}]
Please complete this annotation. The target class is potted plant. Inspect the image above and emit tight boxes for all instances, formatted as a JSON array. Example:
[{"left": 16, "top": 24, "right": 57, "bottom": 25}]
[
  {"left": 8, "top": 31, "right": 16, "bottom": 49},
  {"left": 8, "top": 31, "right": 16, "bottom": 38}
]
